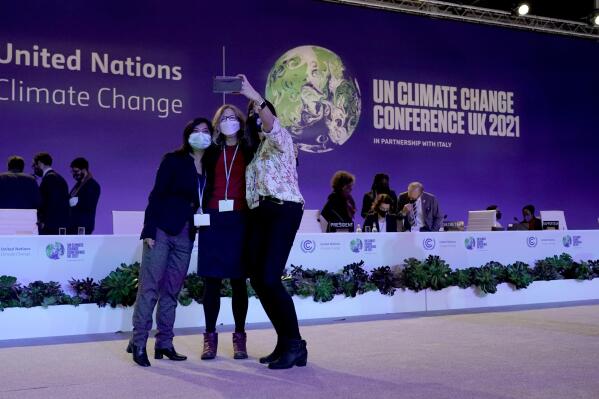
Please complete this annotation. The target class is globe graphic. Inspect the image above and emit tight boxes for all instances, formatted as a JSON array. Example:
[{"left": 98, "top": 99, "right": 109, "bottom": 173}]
[{"left": 265, "top": 46, "right": 362, "bottom": 153}]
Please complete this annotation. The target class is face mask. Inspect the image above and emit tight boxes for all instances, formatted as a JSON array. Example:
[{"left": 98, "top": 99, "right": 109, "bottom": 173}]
[
  {"left": 33, "top": 167, "right": 43, "bottom": 177},
  {"left": 188, "top": 132, "right": 212, "bottom": 150},
  {"left": 524, "top": 214, "right": 532, "bottom": 222},
  {"left": 378, "top": 209, "right": 388, "bottom": 217},
  {"left": 220, "top": 119, "right": 240, "bottom": 136}
]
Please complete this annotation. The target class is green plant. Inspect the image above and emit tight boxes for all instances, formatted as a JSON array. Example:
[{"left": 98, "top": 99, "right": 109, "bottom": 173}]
[
  {"left": 401, "top": 258, "right": 428, "bottom": 292},
  {"left": 568, "top": 261, "right": 593, "bottom": 281},
  {"left": 182, "top": 273, "right": 205, "bottom": 304},
  {"left": 69, "top": 277, "right": 100, "bottom": 304},
  {"left": 339, "top": 261, "right": 373, "bottom": 297},
  {"left": 533, "top": 256, "right": 565, "bottom": 281},
  {"left": 0, "top": 275, "right": 22, "bottom": 311},
  {"left": 313, "top": 275, "right": 336, "bottom": 302},
  {"left": 370, "top": 266, "right": 396, "bottom": 296},
  {"left": 19, "top": 281, "right": 71, "bottom": 308},
  {"left": 97, "top": 262, "right": 140, "bottom": 308},
  {"left": 451, "top": 268, "right": 473, "bottom": 289},
  {"left": 425, "top": 256, "right": 453, "bottom": 291},
  {"left": 589, "top": 260, "right": 599, "bottom": 278},
  {"left": 505, "top": 262, "right": 533, "bottom": 289},
  {"left": 472, "top": 265, "right": 500, "bottom": 294}
]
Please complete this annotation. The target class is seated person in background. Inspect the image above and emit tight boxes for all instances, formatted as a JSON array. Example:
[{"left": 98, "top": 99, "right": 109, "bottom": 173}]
[
  {"left": 397, "top": 182, "right": 442, "bottom": 232},
  {"left": 363, "top": 194, "right": 398, "bottom": 232},
  {"left": 321, "top": 171, "right": 356, "bottom": 232},
  {"left": 522, "top": 204, "right": 542, "bottom": 230},
  {"left": 0, "top": 156, "right": 40, "bottom": 209},
  {"left": 68, "top": 157, "right": 101, "bottom": 235},
  {"left": 360, "top": 173, "right": 397, "bottom": 218},
  {"left": 486, "top": 205, "right": 503, "bottom": 229}
]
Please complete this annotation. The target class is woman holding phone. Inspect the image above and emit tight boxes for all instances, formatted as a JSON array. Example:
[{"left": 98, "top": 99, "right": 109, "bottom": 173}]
[
  {"left": 238, "top": 74, "right": 307, "bottom": 370},
  {"left": 197, "top": 104, "right": 254, "bottom": 360},
  {"left": 128, "top": 117, "right": 213, "bottom": 367}
]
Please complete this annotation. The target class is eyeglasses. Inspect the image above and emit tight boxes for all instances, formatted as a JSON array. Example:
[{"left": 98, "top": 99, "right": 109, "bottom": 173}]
[{"left": 220, "top": 115, "right": 238, "bottom": 122}]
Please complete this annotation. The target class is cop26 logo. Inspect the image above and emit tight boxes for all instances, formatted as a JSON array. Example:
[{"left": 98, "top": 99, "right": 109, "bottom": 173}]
[
  {"left": 464, "top": 237, "right": 476, "bottom": 250},
  {"left": 350, "top": 239, "right": 363, "bottom": 253},
  {"left": 422, "top": 238, "right": 436, "bottom": 250},
  {"left": 45, "top": 242, "right": 65, "bottom": 260},
  {"left": 300, "top": 239, "right": 316, "bottom": 253}
]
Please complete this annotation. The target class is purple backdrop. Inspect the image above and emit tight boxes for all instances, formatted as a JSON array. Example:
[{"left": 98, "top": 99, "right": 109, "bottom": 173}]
[{"left": 1, "top": 0, "right": 598, "bottom": 233}]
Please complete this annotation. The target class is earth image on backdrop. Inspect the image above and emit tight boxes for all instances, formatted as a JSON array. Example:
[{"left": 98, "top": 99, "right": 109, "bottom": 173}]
[{"left": 265, "top": 45, "right": 362, "bottom": 153}]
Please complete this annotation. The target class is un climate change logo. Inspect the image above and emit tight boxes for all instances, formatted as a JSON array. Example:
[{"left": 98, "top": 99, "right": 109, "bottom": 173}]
[
  {"left": 45, "top": 242, "right": 65, "bottom": 260},
  {"left": 266, "top": 45, "right": 362, "bottom": 153},
  {"left": 526, "top": 236, "right": 538, "bottom": 248},
  {"left": 350, "top": 238, "right": 363, "bottom": 253},
  {"left": 423, "top": 238, "right": 436, "bottom": 250},
  {"left": 562, "top": 235, "right": 573, "bottom": 248},
  {"left": 300, "top": 239, "right": 316, "bottom": 253}
]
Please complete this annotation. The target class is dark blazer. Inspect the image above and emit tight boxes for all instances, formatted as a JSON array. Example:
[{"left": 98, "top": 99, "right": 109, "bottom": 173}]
[
  {"left": 38, "top": 170, "right": 70, "bottom": 235},
  {"left": 0, "top": 172, "right": 40, "bottom": 210},
  {"left": 68, "top": 177, "right": 101, "bottom": 234},
  {"left": 397, "top": 191, "right": 443, "bottom": 232},
  {"left": 363, "top": 212, "right": 399, "bottom": 232},
  {"left": 360, "top": 190, "right": 398, "bottom": 218},
  {"left": 321, "top": 192, "right": 356, "bottom": 231},
  {"left": 141, "top": 151, "right": 207, "bottom": 240}
]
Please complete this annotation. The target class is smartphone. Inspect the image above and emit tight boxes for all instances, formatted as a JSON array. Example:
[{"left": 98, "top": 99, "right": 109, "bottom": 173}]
[{"left": 213, "top": 76, "right": 242, "bottom": 93}]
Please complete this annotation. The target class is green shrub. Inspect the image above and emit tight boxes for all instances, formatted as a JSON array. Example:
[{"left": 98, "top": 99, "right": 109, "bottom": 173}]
[
  {"left": 425, "top": 256, "right": 453, "bottom": 291},
  {"left": 451, "top": 268, "right": 474, "bottom": 289},
  {"left": 97, "top": 262, "right": 140, "bottom": 308},
  {"left": 69, "top": 277, "right": 100, "bottom": 304},
  {"left": 19, "top": 281, "right": 71, "bottom": 308},
  {"left": 401, "top": 258, "right": 429, "bottom": 292},
  {"left": 505, "top": 262, "right": 533, "bottom": 289},
  {"left": 370, "top": 266, "right": 396, "bottom": 296},
  {"left": 313, "top": 275, "right": 336, "bottom": 302},
  {"left": 0, "top": 275, "right": 22, "bottom": 311}
]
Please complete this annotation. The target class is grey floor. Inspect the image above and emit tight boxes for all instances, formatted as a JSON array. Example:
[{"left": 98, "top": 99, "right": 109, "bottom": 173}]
[{"left": 1, "top": 301, "right": 599, "bottom": 399}]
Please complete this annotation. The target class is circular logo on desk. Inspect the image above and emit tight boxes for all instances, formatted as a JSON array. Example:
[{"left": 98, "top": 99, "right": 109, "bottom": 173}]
[
  {"left": 349, "top": 238, "right": 363, "bottom": 253},
  {"left": 45, "top": 242, "right": 65, "bottom": 260},
  {"left": 422, "top": 238, "right": 436, "bottom": 250},
  {"left": 300, "top": 239, "right": 316, "bottom": 253},
  {"left": 464, "top": 237, "right": 476, "bottom": 250},
  {"left": 526, "top": 236, "right": 538, "bottom": 248}
]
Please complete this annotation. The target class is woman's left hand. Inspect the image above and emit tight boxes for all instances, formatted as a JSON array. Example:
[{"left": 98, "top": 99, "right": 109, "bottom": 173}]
[{"left": 237, "top": 74, "right": 262, "bottom": 102}]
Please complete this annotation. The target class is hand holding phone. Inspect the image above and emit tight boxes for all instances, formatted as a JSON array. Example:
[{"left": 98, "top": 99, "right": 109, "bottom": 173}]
[{"left": 213, "top": 76, "right": 243, "bottom": 93}]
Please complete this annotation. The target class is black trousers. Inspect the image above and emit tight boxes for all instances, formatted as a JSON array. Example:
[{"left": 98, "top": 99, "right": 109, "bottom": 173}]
[
  {"left": 202, "top": 277, "right": 248, "bottom": 333},
  {"left": 248, "top": 200, "right": 303, "bottom": 340}
]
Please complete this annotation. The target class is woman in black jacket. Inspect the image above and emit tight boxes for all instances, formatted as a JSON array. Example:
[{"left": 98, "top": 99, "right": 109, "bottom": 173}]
[
  {"left": 128, "top": 117, "right": 213, "bottom": 367},
  {"left": 321, "top": 171, "right": 357, "bottom": 232},
  {"left": 360, "top": 173, "right": 397, "bottom": 218},
  {"left": 363, "top": 193, "right": 398, "bottom": 232}
]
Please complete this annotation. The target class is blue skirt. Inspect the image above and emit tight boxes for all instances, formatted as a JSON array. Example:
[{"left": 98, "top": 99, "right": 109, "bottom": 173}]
[{"left": 197, "top": 209, "right": 247, "bottom": 279}]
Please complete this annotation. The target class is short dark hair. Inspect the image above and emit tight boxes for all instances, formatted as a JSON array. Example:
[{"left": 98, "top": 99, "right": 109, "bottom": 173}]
[
  {"left": 523, "top": 204, "right": 535, "bottom": 214},
  {"left": 486, "top": 205, "right": 498, "bottom": 211},
  {"left": 178, "top": 117, "right": 214, "bottom": 154},
  {"left": 70, "top": 157, "right": 89, "bottom": 170},
  {"left": 371, "top": 173, "right": 390, "bottom": 191},
  {"left": 372, "top": 193, "right": 394, "bottom": 212},
  {"left": 331, "top": 170, "right": 355, "bottom": 192},
  {"left": 246, "top": 99, "right": 278, "bottom": 152},
  {"left": 7, "top": 156, "right": 25, "bottom": 173},
  {"left": 33, "top": 152, "right": 52, "bottom": 166}
]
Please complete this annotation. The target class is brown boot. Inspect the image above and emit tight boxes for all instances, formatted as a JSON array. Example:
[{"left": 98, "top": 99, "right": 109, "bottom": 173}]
[
  {"left": 201, "top": 332, "right": 218, "bottom": 360},
  {"left": 232, "top": 332, "right": 248, "bottom": 359}
]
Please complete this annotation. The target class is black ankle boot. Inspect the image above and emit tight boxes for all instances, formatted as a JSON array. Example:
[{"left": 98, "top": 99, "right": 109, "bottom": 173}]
[
  {"left": 127, "top": 342, "right": 151, "bottom": 367},
  {"left": 268, "top": 339, "right": 307, "bottom": 370},
  {"left": 155, "top": 346, "right": 187, "bottom": 361},
  {"left": 259, "top": 338, "right": 283, "bottom": 364}
]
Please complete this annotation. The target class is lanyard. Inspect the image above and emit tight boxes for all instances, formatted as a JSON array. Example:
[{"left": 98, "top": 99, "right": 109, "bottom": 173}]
[
  {"left": 223, "top": 144, "right": 239, "bottom": 200},
  {"left": 197, "top": 174, "right": 206, "bottom": 214}
]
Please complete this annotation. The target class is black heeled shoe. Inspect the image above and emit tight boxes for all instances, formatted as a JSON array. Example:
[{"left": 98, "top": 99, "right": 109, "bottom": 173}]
[
  {"left": 259, "top": 338, "right": 283, "bottom": 364},
  {"left": 268, "top": 339, "right": 307, "bottom": 370},
  {"left": 155, "top": 347, "right": 187, "bottom": 361},
  {"left": 126, "top": 342, "right": 151, "bottom": 367}
]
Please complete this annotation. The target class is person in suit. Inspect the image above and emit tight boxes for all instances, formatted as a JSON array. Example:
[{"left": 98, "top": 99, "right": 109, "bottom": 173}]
[
  {"left": 32, "top": 152, "right": 70, "bottom": 235},
  {"left": 0, "top": 156, "right": 40, "bottom": 209},
  {"left": 522, "top": 204, "right": 542, "bottom": 230},
  {"left": 128, "top": 117, "right": 212, "bottom": 367},
  {"left": 363, "top": 193, "right": 398, "bottom": 232},
  {"left": 397, "top": 182, "right": 443, "bottom": 232},
  {"left": 68, "top": 157, "right": 101, "bottom": 235},
  {"left": 321, "top": 171, "right": 357, "bottom": 232},
  {"left": 360, "top": 173, "right": 397, "bottom": 218}
]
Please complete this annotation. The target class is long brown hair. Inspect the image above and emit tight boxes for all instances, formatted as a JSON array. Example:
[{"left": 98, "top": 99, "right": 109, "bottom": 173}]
[{"left": 212, "top": 104, "right": 246, "bottom": 146}]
